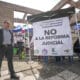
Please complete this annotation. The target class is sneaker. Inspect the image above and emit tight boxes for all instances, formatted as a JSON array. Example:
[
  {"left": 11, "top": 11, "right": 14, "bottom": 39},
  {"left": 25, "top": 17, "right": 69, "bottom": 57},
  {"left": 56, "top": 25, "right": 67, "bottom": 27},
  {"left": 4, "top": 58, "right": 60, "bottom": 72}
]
[{"left": 10, "top": 75, "right": 19, "bottom": 80}]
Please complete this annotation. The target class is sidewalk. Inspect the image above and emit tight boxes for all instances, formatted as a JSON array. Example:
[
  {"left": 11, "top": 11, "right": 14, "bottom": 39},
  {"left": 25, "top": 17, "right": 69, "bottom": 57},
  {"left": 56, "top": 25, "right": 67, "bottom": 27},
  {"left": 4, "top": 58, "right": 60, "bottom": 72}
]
[{"left": 0, "top": 60, "right": 80, "bottom": 80}]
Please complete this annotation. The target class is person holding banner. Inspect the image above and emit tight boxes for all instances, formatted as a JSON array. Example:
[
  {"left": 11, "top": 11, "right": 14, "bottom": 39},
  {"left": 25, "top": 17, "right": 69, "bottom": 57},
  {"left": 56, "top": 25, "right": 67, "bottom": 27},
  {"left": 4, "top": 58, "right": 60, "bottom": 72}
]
[
  {"left": 55, "top": 56, "right": 65, "bottom": 63},
  {"left": 73, "top": 38, "right": 80, "bottom": 60}
]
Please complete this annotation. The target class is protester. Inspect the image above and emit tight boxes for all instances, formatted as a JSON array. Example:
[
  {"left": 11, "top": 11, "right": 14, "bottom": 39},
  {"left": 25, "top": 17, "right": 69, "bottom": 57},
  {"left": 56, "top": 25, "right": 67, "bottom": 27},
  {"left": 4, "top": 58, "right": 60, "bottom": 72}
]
[
  {"left": 17, "top": 39, "right": 24, "bottom": 59},
  {"left": 73, "top": 38, "right": 80, "bottom": 60},
  {"left": 0, "top": 20, "right": 19, "bottom": 79}
]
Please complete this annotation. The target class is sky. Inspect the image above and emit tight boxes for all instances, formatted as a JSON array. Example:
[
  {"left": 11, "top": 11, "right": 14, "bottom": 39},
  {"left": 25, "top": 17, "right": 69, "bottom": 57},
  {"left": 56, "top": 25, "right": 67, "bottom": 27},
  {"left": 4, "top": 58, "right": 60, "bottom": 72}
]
[
  {"left": 1, "top": 0, "right": 80, "bottom": 27},
  {"left": 1, "top": 0, "right": 79, "bottom": 11},
  {"left": 1, "top": 0, "right": 61, "bottom": 12},
  {"left": 1, "top": 0, "right": 61, "bottom": 27}
]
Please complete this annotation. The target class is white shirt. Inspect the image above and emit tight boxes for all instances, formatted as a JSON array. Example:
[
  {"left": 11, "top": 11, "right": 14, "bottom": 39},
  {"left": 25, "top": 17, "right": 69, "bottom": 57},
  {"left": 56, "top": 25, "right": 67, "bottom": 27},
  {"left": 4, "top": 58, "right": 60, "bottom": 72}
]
[{"left": 3, "top": 29, "right": 11, "bottom": 45}]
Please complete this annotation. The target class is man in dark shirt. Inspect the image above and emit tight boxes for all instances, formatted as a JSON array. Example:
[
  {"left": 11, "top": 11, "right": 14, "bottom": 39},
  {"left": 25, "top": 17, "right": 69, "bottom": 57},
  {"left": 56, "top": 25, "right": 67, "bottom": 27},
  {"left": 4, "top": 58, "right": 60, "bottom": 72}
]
[{"left": 0, "top": 20, "right": 19, "bottom": 80}]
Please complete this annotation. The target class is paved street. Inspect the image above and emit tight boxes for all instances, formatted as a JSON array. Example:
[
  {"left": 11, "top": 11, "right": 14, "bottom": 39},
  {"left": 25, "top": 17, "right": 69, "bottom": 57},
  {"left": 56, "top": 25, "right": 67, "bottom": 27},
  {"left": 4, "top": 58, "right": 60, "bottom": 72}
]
[{"left": 0, "top": 59, "right": 80, "bottom": 80}]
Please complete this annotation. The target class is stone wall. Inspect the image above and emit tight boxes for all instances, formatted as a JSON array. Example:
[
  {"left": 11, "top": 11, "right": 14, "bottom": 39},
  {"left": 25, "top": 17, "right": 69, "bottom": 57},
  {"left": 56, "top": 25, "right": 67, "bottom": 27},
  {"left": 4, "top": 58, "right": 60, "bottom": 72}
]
[{"left": 0, "top": 5, "right": 13, "bottom": 28}]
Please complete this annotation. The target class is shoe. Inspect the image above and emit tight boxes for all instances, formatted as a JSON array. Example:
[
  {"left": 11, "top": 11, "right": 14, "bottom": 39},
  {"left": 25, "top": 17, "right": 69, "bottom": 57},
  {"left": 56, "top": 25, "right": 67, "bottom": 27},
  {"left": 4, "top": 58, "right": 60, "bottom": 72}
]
[{"left": 10, "top": 75, "right": 19, "bottom": 80}]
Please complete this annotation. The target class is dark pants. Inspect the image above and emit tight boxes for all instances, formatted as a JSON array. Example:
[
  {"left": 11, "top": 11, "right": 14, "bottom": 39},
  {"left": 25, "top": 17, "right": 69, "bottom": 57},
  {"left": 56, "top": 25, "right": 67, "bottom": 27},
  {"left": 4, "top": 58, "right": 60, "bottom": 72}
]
[
  {"left": 55, "top": 56, "right": 65, "bottom": 63},
  {"left": 55, "top": 56, "right": 61, "bottom": 62},
  {"left": 0, "top": 45, "right": 15, "bottom": 76},
  {"left": 17, "top": 46, "right": 23, "bottom": 55}
]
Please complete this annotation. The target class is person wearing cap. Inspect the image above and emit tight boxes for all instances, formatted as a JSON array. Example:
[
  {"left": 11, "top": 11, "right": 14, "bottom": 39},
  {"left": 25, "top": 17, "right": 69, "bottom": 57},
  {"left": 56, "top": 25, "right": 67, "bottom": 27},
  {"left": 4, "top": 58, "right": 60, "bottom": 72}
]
[{"left": 0, "top": 20, "right": 19, "bottom": 80}]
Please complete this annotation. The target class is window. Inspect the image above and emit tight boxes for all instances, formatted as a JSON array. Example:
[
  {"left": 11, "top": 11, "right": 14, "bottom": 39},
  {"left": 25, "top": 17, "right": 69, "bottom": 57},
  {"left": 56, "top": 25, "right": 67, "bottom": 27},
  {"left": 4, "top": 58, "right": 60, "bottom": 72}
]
[
  {"left": 25, "top": 14, "right": 32, "bottom": 20},
  {"left": 14, "top": 11, "right": 25, "bottom": 19},
  {"left": 75, "top": 8, "right": 80, "bottom": 13},
  {"left": 61, "top": 4, "right": 71, "bottom": 9},
  {"left": 73, "top": 0, "right": 79, "bottom": 2}
]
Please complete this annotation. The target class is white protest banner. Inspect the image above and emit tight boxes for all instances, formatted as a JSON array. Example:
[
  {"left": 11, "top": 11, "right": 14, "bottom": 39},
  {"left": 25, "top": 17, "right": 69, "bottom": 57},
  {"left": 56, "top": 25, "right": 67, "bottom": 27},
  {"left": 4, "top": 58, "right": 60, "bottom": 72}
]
[{"left": 33, "top": 17, "right": 73, "bottom": 56}]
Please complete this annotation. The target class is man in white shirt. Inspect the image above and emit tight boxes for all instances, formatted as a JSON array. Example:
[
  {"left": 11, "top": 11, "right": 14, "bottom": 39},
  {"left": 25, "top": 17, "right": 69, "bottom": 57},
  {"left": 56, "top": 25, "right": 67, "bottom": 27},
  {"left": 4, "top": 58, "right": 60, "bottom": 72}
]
[{"left": 0, "top": 20, "right": 19, "bottom": 80}]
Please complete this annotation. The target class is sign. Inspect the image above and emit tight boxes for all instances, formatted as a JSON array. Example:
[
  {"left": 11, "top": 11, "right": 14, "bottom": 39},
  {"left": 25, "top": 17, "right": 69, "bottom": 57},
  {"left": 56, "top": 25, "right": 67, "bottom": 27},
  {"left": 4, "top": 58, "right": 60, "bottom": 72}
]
[{"left": 33, "top": 17, "right": 73, "bottom": 56}]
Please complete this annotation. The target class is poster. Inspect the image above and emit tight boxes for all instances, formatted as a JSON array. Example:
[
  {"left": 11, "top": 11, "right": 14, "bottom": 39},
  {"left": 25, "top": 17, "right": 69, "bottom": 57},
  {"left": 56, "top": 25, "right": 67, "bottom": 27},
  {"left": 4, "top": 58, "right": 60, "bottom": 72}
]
[{"left": 33, "top": 17, "right": 73, "bottom": 56}]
